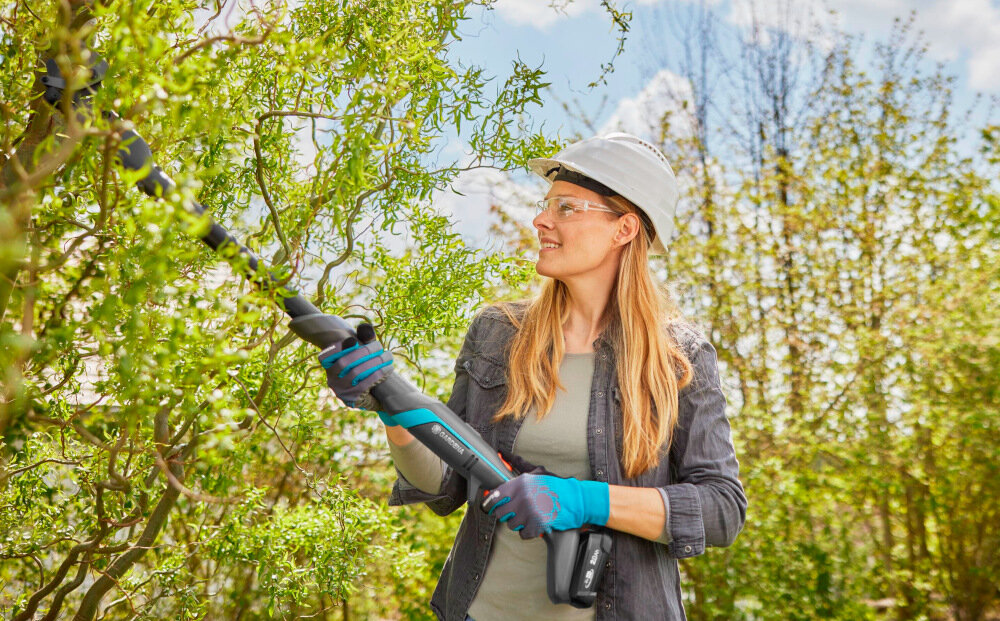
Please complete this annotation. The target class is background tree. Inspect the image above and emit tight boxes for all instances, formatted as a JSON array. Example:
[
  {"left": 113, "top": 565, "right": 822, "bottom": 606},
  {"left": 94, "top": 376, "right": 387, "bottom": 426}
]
[{"left": 629, "top": 2, "right": 1000, "bottom": 619}]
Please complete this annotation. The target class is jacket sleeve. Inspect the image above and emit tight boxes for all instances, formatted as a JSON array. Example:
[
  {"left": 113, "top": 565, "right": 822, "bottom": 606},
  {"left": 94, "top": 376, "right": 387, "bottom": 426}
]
[
  {"left": 387, "top": 313, "right": 479, "bottom": 515},
  {"left": 660, "top": 337, "right": 747, "bottom": 559}
]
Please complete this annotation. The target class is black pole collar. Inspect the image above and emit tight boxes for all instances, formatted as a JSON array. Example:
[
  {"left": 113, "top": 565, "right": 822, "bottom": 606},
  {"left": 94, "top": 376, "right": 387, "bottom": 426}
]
[{"left": 41, "top": 48, "right": 108, "bottom": 106}]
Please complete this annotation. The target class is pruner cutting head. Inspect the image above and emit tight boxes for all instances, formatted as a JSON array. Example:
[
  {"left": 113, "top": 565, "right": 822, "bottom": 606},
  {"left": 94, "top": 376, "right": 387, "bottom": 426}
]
[{"left": 41, "top": 47, "right": 109, "bottom": 106}]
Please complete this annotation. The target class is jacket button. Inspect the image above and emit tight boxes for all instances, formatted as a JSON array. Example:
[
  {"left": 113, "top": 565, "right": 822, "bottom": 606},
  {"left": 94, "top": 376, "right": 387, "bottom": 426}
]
[
  {"left": 601, "top": 353, "right": 607, "bottom": 360},
  {"left": 604, "top": 601, "right": 612, "bottom": 609},
  {"left": 605, "top": 560, "right": 612, "bottom": 569},
  {"left": 595, "top": 427, "right": 603, "bottom": 435},
  {"left": 482, "top": 534, "right": 489, "bottom": 541},
  {"left": 474, "top": 573, "right": 480, "bottom": 581},
  {"left": 684, "top": 545, "right": 692, "bottom": 553},
  {"left": 596, "top": 469, "right": 604, "bottom": 478}
]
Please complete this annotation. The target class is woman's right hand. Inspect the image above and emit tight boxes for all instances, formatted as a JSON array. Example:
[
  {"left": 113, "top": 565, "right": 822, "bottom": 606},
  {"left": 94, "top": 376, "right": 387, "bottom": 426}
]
[{"left": 481, "top": 473, "right": 610, "bottom": 539}]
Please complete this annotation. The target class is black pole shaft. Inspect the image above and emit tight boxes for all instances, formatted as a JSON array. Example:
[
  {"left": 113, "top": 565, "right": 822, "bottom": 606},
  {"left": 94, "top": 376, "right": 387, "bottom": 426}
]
[{"left": 115, "top": 122, "right": 319, "bottom": 319}]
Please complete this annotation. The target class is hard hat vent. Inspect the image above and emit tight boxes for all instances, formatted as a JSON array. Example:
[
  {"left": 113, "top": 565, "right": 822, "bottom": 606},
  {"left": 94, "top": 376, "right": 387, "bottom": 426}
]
[{"left": 605, "top": 132, "right": 674, "bottom": 173}]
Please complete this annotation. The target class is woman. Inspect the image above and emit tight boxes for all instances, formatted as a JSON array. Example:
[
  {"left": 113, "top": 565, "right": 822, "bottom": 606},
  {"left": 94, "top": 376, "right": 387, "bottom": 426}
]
[{"left": 322, "top": 133, "right": 746, "bottom": 620}]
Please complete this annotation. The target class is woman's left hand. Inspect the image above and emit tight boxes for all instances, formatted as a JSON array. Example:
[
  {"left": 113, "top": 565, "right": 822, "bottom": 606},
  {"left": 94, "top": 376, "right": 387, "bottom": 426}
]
[{"left": 481, "top": 474, "right": 610, "bottom": 539}]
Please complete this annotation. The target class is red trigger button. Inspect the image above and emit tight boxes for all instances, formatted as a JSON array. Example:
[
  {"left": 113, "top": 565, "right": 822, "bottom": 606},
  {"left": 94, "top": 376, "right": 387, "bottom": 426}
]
[{"left": 498, "top": 452, "right": 513, "bottom": 471}]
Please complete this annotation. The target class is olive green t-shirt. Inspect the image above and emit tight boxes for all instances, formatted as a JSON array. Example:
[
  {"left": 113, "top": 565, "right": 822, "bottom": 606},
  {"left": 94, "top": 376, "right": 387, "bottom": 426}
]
[
  {"left": 389, "top": 353, "right": 597, "bottom": 621},
  {"left": 468, "top": 352, "right": 596, "bottom": 621}
]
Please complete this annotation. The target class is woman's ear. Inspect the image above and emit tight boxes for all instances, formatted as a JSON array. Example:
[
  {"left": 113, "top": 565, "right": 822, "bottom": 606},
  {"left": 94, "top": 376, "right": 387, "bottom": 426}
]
[{"left": 613, "top": 213, "right": 642, "bottom": 248}]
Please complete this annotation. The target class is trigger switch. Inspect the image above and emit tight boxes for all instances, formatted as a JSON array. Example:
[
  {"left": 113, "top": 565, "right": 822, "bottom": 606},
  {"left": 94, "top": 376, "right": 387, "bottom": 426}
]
[{"left": 357, "top": 323, "right": 376, "bottom": 344}]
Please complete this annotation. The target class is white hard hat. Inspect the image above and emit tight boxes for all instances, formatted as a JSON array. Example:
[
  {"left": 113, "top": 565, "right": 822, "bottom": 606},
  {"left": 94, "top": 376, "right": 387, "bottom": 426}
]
[{"left": 528, "top": 132, "right": 678, "bottom": 255}]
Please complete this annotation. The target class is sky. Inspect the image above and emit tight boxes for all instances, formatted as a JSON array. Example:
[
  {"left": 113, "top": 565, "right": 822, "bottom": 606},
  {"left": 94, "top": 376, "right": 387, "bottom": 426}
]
[
  {"left": 436, "top": 0, "right": 1000, "bottom": 246},
  {"left": 464, "top": 0, "right": 1000, "bottom": 115}
]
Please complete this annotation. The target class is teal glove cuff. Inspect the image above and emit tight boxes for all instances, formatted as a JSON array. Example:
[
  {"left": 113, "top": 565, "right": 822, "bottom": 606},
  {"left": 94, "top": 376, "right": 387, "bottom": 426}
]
[
  {"left": 577, "top": 480, "right": 611, "bottom": 526},
  {"left": 377, "top": 411, "right": 398, "bottom": 427}
]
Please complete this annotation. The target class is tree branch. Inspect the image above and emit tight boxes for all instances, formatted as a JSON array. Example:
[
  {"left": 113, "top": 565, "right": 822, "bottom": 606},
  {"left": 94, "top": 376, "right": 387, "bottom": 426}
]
[
  {"left": 252, "top": 124, "right": 293, "bottom": 263},
  {"left": 12, "top": 488, "right": 109, "bottom": 621},
  {"left": 173, "top": 4, "right": 278, "bottom": 65},
  {"left": 0, "top": 0, "right": 99, "bottom": 324},
  {"left": 38, "top": 557, "right": 90, "bottom": 621},
  {"left": 0, "top": 457, "right": 83, "bottom": 484},
  {"left": 71, "top": 453, "right": 185, "bottom": 620}
]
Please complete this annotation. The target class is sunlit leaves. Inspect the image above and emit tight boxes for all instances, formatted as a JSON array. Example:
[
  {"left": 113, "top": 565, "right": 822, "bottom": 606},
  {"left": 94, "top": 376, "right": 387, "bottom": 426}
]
[{"left": 0, "top": 0, "right": 576, "bottom": 617}]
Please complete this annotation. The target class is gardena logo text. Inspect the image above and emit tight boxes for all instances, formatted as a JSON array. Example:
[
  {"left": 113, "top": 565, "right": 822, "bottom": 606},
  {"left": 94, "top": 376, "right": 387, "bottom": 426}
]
[{"left": 431, "top": 423, "right": 464, "bottom": 455}]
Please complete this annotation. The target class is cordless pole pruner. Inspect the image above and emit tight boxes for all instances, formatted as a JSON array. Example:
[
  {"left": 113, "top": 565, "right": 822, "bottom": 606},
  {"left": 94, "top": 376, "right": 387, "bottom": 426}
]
[{"left": 42, "top": 48, "right": 612, "bottom": 608}]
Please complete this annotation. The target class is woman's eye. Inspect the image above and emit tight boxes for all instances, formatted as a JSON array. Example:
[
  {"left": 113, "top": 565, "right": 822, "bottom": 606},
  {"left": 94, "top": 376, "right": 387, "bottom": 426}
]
[{"left": 556, "top": 200, "right": 575, "bottom": 214}]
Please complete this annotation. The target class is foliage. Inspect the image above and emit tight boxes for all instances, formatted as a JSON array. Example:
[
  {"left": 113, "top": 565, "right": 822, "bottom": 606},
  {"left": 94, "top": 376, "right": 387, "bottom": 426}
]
[
  {"left": 0, "top": 0, "right": 627, "bottom": 618},
  {"left": 632, "top": 3, "right": 1000, "bottom": 619}
]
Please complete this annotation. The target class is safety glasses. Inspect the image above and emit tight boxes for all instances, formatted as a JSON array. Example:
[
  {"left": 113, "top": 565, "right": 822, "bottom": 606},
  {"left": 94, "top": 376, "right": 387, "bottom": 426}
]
[{"left": 534, "top": 196, "right": 621, "bottom": 221}]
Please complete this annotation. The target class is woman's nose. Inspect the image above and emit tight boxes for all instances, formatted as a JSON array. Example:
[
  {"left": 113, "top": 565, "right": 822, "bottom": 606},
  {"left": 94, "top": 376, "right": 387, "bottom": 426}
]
[{"left": 533, "top": 208, "right": 554, "bottom": 230}]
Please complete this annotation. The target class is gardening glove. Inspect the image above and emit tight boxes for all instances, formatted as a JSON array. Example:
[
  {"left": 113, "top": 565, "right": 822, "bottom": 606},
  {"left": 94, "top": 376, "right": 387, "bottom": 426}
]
[
  {"left": 318, "top": 322, "right": 396, "bottom": 425},
  {"left": 469, "top": 452, "right": 559, "bottom": 502},
  {"left": 481, "top": 473, "right": 610, "bottom": 540}
]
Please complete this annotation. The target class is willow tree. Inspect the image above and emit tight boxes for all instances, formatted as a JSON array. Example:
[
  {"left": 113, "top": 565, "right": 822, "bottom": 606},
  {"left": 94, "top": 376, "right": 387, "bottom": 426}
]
[{"left": 0, "top": 0, "right": 621, "bottom": 618}]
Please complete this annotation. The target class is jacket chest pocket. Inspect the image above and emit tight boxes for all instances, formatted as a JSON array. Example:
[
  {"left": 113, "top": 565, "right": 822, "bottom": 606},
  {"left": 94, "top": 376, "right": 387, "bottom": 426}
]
[
  {"left": 610, "top": 386, "right": 624, "bottom": 455},
  {"left": 464, "top": 355, "right": 507, "bottom": 389},
  {"left": 462, "top": 355, "right": 508, "bottom": 434}
]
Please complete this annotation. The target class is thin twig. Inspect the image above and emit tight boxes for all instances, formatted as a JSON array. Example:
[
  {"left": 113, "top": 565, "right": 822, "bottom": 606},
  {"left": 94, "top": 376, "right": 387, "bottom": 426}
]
[
  {"left": 252, "top": 126, "right": 292, "bottom": 262},
  {"left": 257, "top": 109, "right": 345, "bottom": 125},
  {"left": 0, "top": 457, "right": 82, "bottom": 484},
  {"left": 194, "top": 0, "right": 226, "bottom": 36},
  {"left": 36, "top": 356, "right": 80, "bottom": 396},
  {"left": 174, "top": 8, "right": 277, "bottom": 65},
  {"left": 22, "top": 0, "right": 43, "bottom": 23},
  {"left": 232, "top": 377, "right": 311, "bottom": 482},
  {"left": 151, "top": 451, "right": 238, "bottom": 505},
  {"left": 312, "top": 178, "right": 391, "bottom": 308}
]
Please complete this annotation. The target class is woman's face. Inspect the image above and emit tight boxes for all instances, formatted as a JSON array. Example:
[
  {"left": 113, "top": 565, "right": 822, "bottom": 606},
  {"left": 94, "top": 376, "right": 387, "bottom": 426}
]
[{"left": 532, "top": 180, "right": 625, "bottom": 281}]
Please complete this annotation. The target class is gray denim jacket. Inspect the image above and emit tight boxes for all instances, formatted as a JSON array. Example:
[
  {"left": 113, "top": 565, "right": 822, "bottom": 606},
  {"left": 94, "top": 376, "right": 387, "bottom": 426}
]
[{"left": 389, "top": 304, "right": 747, "bottom": 620}]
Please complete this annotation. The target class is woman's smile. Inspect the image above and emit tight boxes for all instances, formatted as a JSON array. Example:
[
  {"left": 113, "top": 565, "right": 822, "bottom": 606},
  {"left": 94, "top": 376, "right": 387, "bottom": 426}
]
[{"left": 539, "top": 237, "right": 562, "bottom": 252}]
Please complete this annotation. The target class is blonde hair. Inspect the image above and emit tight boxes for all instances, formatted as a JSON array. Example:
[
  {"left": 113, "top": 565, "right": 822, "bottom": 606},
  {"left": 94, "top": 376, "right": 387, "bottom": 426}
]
[{"left": 496, "top": 198, "right": 693, "bottom": 478}]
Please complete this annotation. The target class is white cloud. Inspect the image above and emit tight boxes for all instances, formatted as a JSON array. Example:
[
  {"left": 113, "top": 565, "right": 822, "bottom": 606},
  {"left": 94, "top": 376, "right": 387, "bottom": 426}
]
[
  {"left": 726, "top": 0, "right": 843, "bottom": 51},
  {"left": 907, "top": 0, "right": 1000, "bottom": 90},
  {"left": 829, "top": 0, "right": 1000, "bottom": 91},
  {"left": 493, "top": 0, "right": 671, "bottom": 29},
  {"left": 493, "top": 0, "right": 599, "bottom": 28},
  {"left": 598, "top": 68, "right": 696, "bottom": 141},
  {"left": 726, "top": 0, "right": 1000, "bottom": 91}
]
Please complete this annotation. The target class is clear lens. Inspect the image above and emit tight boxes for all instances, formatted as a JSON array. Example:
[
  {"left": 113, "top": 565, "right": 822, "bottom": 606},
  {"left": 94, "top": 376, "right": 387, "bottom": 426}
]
[
  {"left": 535, "top": 197, "right": 618, "bottom": 220},
  {"left": 552, "top": 197, "right": 579, "bottom": 219},
  {"left": 534, "top": 197, "right": 573, "bottom": 218}
]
